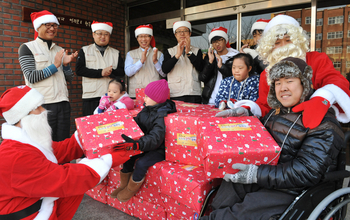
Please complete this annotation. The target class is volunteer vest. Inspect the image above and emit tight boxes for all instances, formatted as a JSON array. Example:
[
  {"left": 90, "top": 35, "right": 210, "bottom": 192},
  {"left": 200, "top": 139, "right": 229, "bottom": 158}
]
[
  {"left": 128, "top": 47, "right": 162, "bottom": 97},
  {"left": 81, "top": 44, "right": 120, "bottom": 99},
  {"left": 167, "top": 45, "right": 201, "bottom": 97},
  {"left": 24, "top": 38, "right": 68, "bottom": 104}
]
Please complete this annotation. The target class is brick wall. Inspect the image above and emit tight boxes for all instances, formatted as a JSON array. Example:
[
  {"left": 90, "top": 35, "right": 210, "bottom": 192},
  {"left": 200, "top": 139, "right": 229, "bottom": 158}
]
[{"left": 0, "top": 0, "right": 125, "bottom": 135}]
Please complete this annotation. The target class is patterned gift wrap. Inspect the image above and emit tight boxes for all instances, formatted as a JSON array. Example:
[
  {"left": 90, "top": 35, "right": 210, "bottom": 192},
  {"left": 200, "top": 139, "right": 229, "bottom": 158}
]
[
  {"left": 129, "top": 107, "right": 142, "bottom": 117},
  {"left": 132, "top": 197, "right": 167, "bottom": 220},
  {"left": 133, "top": 99, "right": 144, "bottom": 109},
  {"left": 85, "top": 178, "right": 108, "bottom": 204},
  {"left": 157, "top": 161, "right": 221, "bottom": 214},
  {"left": 198, "top": 116, "right": 281, "bottom": 179},
  {"left": 174, "top": 102, "right": 218, "bottom": 113},
  {"left": 161, "top": 194, "right": 199, "bottom": 220},
  {"left": 135, "top": 88, "right": 145, "bottom": 103},
  {"left": 75, "top": 109, "right": 144, "bottom": 159},
  {"left": 164, "top": 111, "right": 217, "bottom": 166},
  {"left": 106, "top": 185, "right": 133, "bottom": 215}
]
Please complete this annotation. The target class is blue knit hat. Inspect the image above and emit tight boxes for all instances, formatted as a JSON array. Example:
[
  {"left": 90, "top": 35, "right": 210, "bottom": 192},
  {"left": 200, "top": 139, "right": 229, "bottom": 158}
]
[{"left": 144, "top": 79, "right": 169, "bottom": 104}]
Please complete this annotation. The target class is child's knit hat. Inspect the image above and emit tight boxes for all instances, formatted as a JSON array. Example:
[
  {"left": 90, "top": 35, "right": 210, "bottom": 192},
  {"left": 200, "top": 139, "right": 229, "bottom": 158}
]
[{"left": 144, "top": 79, "right": 169, "bottom": 104}]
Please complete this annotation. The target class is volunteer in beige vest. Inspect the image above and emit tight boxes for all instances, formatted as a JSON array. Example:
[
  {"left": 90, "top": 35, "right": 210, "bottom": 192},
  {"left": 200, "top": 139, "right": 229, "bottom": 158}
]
[
  {"left": 162, "top": 21, "right": 204, "bottom": 104},
  {"left": 18, "top": 10, "right": 77, "bottom": 142},
  {"left": 125, "top": 24, "right": 165, "bottom": 98},
  {"left": 76, "top": 21, "right": 125, "bottom": 116}
]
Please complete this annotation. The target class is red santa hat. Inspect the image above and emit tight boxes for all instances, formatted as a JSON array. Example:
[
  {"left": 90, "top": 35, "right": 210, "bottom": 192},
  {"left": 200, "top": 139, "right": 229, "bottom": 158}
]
[
  {"left": 250, "top": 18, "right": 271, "bottom": 35},
  {"left": 91, "top": 21, "right": 113, "bottom": 34},
  {"left": 173, "top": 21, "right": 192, "bottom": 34},
  {"left": 264, "top": 15, "right": 300, "bottom": 34},
  {"left": 30, "top": 10, "right": 59, "bottom": 39},
  {"left": 208, "top": 27, "right": 231, "bottom": 48},
  {"left": 135, "top": 24, "right": 156, "bottom": 47},
  {"left": 0, "top": 85, "right": 44, "bottom": 125}
]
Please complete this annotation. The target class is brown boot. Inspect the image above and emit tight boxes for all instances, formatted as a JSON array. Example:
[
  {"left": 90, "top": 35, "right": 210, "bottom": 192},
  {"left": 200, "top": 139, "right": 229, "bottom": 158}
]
[
  {"left": 110, "top": 171, "right": 132, "bottom": 198},
  {"left": 117, "top": 176, "right": 145, "bottom": 202}
]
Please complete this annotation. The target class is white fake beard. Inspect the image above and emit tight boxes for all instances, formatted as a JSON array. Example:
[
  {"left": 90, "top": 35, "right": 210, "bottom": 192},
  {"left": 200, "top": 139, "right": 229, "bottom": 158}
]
[
  {"left": 267, "top": 43, "right": 306, "bottom": 71},
  {"left": 21, "top": 110, "right": 53, "bottom": 152}
]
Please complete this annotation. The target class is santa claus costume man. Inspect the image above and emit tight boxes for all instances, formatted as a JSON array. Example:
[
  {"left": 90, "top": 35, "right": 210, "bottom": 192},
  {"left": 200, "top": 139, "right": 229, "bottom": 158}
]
[
  {"left": 0, "top": 86, "right": 130, "bottom": 219},
  {"left": 217, "top": 14, "right": 350, "bottom": 129}
]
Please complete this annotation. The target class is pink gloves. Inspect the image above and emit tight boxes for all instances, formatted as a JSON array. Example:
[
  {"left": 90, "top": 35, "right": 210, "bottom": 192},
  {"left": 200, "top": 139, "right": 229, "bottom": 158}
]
[{"left": 98, "top": 95, "right": 111, "bottom": 110}]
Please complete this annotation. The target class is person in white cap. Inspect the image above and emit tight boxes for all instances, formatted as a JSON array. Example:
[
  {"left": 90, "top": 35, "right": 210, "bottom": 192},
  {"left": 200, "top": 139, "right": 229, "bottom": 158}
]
[
  {"left": 18, "top": 10, "right": 78, "bottom": 142},
  {"left": 162, "top": 20, "right": 204, "bottom": 104},
  {"left": 199, "top": 26, "right": 239, "bottom": 105},
  {"left": 76, "top": 21, "right": 125, "bottom": 116},
  {"left": 217, "top": 14, "right": 350, "bottom": 130},
  {"left": 124, "top": 24, "right": 165, "bottom": 99},
  {"left": 0, "top": 85, "right": 131, "bottom": 219},
  {"left": 240, "top": 18, "right": 270, "bottom": 74}
]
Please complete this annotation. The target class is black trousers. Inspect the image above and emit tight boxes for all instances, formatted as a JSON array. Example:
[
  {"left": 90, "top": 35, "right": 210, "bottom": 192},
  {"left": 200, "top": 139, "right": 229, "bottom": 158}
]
[
  {"left": 121, "top": 150, "right": 165, "bottom": 182},
  {"left": 171, "top": 95, "right": 202, "bottom": 104},
  {"left": 42, "top": 101, "right": 71, "bottom": 142},
  {"left": 82, "top": 97, "right": 100, "bottom": 116},
  {"left": 201, "top": 181, "right": 296, "bottom": 220}
]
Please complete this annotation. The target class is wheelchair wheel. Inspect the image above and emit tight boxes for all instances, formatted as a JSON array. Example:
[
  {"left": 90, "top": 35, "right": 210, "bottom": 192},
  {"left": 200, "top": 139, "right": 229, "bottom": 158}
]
[{"left": 308, "top": 187, "right": 350, "bottom": 220}]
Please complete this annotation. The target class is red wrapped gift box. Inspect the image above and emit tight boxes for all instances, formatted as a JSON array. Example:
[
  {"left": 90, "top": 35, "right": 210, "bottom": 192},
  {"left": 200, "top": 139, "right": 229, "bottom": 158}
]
[
  {"left": 75, "top": 109, "right": 144, "bottom": 159},
  {"left": 164, "top": 111, "right": 217, "bottom": 166},
  {"left": 106, "top": 185, "right": 133, "bottom": 215},
  {"left": 161, "top": 194, "right": 199, "bottom": 220},
  {"left": 197, "top": 116, "right": 281, "bottom": 179},
  {"left": 85, "top": 178, "right": 108, "bottom": 204},
  {"left": 132, "top": 197, "right": 167, "bottom": 220},
  {"left": 135, "top": 88, "right": 145, "bottom": 102},
  {"left": 157, "top": 161, "right": 221, "bottom": 214}
]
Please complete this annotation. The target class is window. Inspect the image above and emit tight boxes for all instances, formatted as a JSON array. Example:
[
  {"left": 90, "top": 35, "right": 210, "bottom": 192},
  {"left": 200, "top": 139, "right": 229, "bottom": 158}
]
[
  {"left": 306, "top": 32, "right": 311, "bottom": 39},
  {"left": 326, "top": 46, "right": 342, "bottom": 54},
  {"left": 347, "top": 46, "right": 350, "bottom": 53},
  {"left": 305, "top": 17, "right": 311, "bottom": 24},
  {"left": 316, "top": 18, "right": 323, "bottom": 26},
  {"left": 348, "top": 30, "right": 350, "bottom": 38},
  {"left": 333, "top": 61, "right": 341, "bottom": 68},
  {"left": 296, "top": 18, "right": 301, "bottom": 25},
  {"left": 347, "top": 61, "right": 350, "bottom": 68},
  {"left": 328, "top": 16, "right": 344, "bottom": 25},
  {"left": 327, "top": 31, "right": 343, "bottom": 39},
  {"left": 316, "top": 48, "right": 322, "bottom": 53},
  {"left": 349, "top": 15, "right": 350, "bottom": 23},
  {"left": 316, "top": 33, "right": 322, "bottom": 41}
]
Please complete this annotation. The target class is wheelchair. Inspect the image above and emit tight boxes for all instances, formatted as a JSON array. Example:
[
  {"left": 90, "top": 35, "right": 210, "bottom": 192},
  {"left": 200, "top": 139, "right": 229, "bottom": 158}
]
[{"left": 199, "top": 131, "right": 350, "bottom": 220}]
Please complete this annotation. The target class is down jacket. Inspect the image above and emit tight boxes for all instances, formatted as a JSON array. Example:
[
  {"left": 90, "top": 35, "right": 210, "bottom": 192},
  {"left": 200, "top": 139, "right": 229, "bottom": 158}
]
[
  {"left": 258, "top": 107, "right": 344, "bottom": 192},
  {"left": 135, "top": 100, "right": 177, "bottom": 154}
]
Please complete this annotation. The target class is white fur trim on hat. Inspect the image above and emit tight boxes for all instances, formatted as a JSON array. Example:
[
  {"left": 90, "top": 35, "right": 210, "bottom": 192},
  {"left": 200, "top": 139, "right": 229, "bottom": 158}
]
[
  {"left": 208, "top": 30, "right": 228, "bottom": 43},
  {"left": 251, "top": 20, "right": 269, "bottom": 35},
  {"left": 135, "top": 27, "right": 153, "bottom": 38},
  {"left": 173, "top": 21, "right": 191, "bottom": 33},
  {"left": 2, "top": 88, "right": 44, "bottom": 125},
  {"left": 33, "top": 14, "right": 59, "bottom": 31},
  {"left": 91, "top": 23, "right": 113, "bottom": 34},
  {"left": 264, "top": 15, "right": 300, "bottom": 34}
]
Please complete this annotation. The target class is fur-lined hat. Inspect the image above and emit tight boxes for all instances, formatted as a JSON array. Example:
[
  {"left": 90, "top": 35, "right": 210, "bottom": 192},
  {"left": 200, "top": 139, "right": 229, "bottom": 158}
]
[{"left": 267, "top": 57, "right": 313, "bottom": 109}]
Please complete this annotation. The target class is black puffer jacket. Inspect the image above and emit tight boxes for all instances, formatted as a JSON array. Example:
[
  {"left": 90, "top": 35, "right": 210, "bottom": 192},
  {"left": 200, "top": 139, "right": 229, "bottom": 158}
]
[
  {"left": 199, "top": 54, "right": 233, "bottom": 104},
  {"left": 258, "top": 107, "right": 344, "bottom": 192},
  {"left": 135, "top": 100, "right": 177, "bottom": 154}
]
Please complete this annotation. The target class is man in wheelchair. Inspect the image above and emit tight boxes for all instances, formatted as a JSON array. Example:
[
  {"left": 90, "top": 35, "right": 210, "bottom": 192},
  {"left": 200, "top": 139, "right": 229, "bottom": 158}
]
[{"left": 201, "top": 57, "right": 345, "bottom": 220}]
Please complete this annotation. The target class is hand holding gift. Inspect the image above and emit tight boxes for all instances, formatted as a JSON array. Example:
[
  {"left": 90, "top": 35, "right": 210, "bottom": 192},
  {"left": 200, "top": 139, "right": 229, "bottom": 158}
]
[
  {"left": 215, "top": 106, "right": 249, "bottom": 117},
  {"left": 114, "top": 134, "right": 140, "bottom": 151},
  {"left": 223, "top": 163, "right": 258, "bottom": 184}
]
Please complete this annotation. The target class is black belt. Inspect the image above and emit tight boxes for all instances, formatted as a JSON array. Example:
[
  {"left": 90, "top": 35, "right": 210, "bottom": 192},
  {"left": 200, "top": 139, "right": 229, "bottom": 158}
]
[{"left": 0, "top": 199, "right": 42, "bottom": 220}]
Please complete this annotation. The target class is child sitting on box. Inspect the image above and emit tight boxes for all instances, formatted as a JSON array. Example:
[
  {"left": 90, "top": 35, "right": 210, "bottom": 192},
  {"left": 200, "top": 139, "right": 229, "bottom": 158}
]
[
  {"left": 110, "top": 79, "right": 177, "bottom": 202},
  {"left": 94, "top": 78, "right": 134, "bottom": 114},
  {"left": 202, "top": 57, "right": 344, "bottom": 220},
  {"left": 215, "top": 53, "right": 260, "bottom": 110}
]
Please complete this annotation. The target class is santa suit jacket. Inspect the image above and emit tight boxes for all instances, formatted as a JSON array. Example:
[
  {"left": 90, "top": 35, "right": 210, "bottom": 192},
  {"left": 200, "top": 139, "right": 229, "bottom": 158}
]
[
  {"left": 234, "top": 52, "right": 350, "bottom": 123},
  {"left": 0, "top": 123, "right": 112, "bottom": 219}
]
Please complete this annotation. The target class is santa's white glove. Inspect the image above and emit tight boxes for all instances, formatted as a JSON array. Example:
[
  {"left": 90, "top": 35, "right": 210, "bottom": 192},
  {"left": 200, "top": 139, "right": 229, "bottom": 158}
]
[
  {"left": 223, "top": 163, "right": 258, "bottom": 184},
  {"left": 242, "top": 48, "right": 259, "bottom": 59},
  {"left": 215, "top": 107, "right": 249, "bottom": 117}
]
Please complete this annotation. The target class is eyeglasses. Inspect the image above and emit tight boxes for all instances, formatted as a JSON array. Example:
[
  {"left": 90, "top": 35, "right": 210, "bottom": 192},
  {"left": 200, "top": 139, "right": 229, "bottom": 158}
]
[
  {"left": 175, "top": 30, "right": 190, "bottom": 35},
  {"left": 212, "top": 38, "right": 225, "bottom": 44},
  {"left": 44, "top": 23, "right": 59, "bottom": 29},
  {"left": 137, "top": 35, "right": 151, "bottom": 39},
  {"left": 94, "top": 32, "right": 110, "bottom": 37}
]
